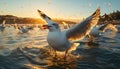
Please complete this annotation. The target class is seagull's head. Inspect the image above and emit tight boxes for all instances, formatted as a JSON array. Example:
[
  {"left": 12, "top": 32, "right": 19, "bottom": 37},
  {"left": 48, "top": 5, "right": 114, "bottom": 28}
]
[
  {"left": 42, "top": 22, "right": 60, "bottom": 32},
  {"left": 37, "top": 10, "right": 60, "bottom": 31}
]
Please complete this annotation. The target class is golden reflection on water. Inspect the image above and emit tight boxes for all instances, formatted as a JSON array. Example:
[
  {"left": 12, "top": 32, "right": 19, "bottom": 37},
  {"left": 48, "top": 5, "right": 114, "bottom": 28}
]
[{"left": 20, "top": 44, "right": 82, "bottom": 69}]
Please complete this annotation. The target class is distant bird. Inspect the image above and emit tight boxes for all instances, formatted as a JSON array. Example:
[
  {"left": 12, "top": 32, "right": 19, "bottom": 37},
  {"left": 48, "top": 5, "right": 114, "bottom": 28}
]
[
  {"left": 37, "top": 7, "right": 100, "bottom": 59},
  {"left": 99, "top": 23, "right": 118, "bottom": 32},
  {"left": 14, "top": 24, "right": 35, "bottom": 33},
  {"left": 0, "top": 20, "right": 6, "bottom": 31},
  {"left": 27, "top": 26, "right": 34, "bottom": 30},
  {"left": 88, "top": 23, "right": 118, "bottom": 41},
  {"left": 18, "top": 26, "right": 30, "bottom": 33}
]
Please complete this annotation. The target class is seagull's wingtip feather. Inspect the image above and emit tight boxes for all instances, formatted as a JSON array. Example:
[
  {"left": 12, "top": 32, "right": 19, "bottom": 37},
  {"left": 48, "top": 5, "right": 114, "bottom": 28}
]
[
  {"left": 37, "top": 9, "right": 42, "bottom": 13},
  {"left": 92, "top": 7, "right": 100, "bottom": 17},
  {"left": 37, "top": 9, "right": 52, "bottom": 21},
  {"left": 37, "top": 9, "right": 40, "bottom": 12}
]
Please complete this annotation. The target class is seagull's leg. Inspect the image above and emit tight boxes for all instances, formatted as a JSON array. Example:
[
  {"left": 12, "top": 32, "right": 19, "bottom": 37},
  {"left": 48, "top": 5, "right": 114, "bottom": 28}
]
[
  {"left": 63, "top": 49, "right": 69, "bottom": 61},
  {"left": 52, "top": 49, "right": 58, "bottom": 62},
  {"left": 49, "top": 47, "right": 56, "bottom": 57},
  {"left": 52, "top": 49, "right": 57, "bottom": 59},
  {"left": 54, "top": 50, "right": 57, "bottom": 58}
]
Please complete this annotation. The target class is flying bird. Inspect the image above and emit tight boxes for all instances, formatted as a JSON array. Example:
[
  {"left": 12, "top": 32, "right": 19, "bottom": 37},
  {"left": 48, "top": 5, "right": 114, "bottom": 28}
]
[{"left": 37, "top": 7, "right": 100, "bottom": 59}]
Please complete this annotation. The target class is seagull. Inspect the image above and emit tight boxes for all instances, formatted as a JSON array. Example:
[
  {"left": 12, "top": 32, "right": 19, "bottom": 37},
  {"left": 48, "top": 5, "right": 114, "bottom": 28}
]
[
  {"left": 88, "top": 23, "right": 118, "bottom": 41},
  {"left": 99, "top": 23, "right": 118, "bottom": 32},
  {"left": 0, "top": 20, "right": 6, "bottom": 31},
  {"left": 37, "top": 7, "right": 100, "bottom": 59},
  {"left": 19, "top": 26, "right": 30, "bottom": 33}
]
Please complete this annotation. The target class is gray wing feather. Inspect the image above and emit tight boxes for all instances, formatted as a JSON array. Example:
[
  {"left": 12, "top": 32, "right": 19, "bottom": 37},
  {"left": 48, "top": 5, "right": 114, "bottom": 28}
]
[
  {"left": 37, "top": 10, "right": 53, "bottom": 23},
  {"left": 65, "top": 7, "right": 100, "bottom": 40}
]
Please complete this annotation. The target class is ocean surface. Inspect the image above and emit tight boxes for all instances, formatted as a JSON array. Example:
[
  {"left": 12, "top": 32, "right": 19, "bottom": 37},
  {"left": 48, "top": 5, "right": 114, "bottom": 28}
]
[{"left": 0, "top": 25, "right": 120, "bottom": 69}]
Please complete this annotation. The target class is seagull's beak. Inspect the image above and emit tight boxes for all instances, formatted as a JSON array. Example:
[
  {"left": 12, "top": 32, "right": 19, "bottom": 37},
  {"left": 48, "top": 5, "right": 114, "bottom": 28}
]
[{"left": 42, "top": 25, "right": 51, "bottom": 29}]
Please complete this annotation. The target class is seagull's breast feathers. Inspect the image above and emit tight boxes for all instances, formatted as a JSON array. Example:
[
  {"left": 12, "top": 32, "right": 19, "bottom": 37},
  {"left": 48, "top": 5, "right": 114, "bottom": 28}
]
[{"left": 47, "top": 31, "right": 71, "bottom": 51}]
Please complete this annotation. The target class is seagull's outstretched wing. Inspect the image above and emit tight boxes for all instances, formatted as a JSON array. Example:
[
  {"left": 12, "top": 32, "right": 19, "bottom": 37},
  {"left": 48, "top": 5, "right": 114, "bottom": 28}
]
[
  {"left": 37, "top": 10, "right": 53, "bottom": 23},
  {"left": 65, "top": 7, "right": 100, "bottom": 40}
]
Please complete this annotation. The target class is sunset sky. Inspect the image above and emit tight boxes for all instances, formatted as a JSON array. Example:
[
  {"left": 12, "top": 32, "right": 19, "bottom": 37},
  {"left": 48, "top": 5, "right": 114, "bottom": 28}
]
[{"left": 0, "top": 0, "right": 120, "bottom": 19}]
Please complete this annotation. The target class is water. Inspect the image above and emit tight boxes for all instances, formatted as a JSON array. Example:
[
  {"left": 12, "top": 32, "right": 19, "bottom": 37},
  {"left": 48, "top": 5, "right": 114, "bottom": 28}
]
[{"left": 0, "top": 26, "right": 120, "bottom": 69}]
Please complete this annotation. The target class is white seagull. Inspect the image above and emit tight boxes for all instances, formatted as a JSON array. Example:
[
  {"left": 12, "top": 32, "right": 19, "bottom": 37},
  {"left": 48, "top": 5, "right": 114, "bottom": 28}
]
[
  {"left": 0, "top": 20, "right": 6, "bottom": 31},
  {"left": 89, "top": 23, "right": 118, "bottom": 41},
  {"left": 37, "top": 7, "right": 100, "bottom": 59},
  {"left": 15, "top": 25, "right": 30, "bottom": 33},
  {"left": 98, "top": 23, "right": 118, "bottom": 32}
]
